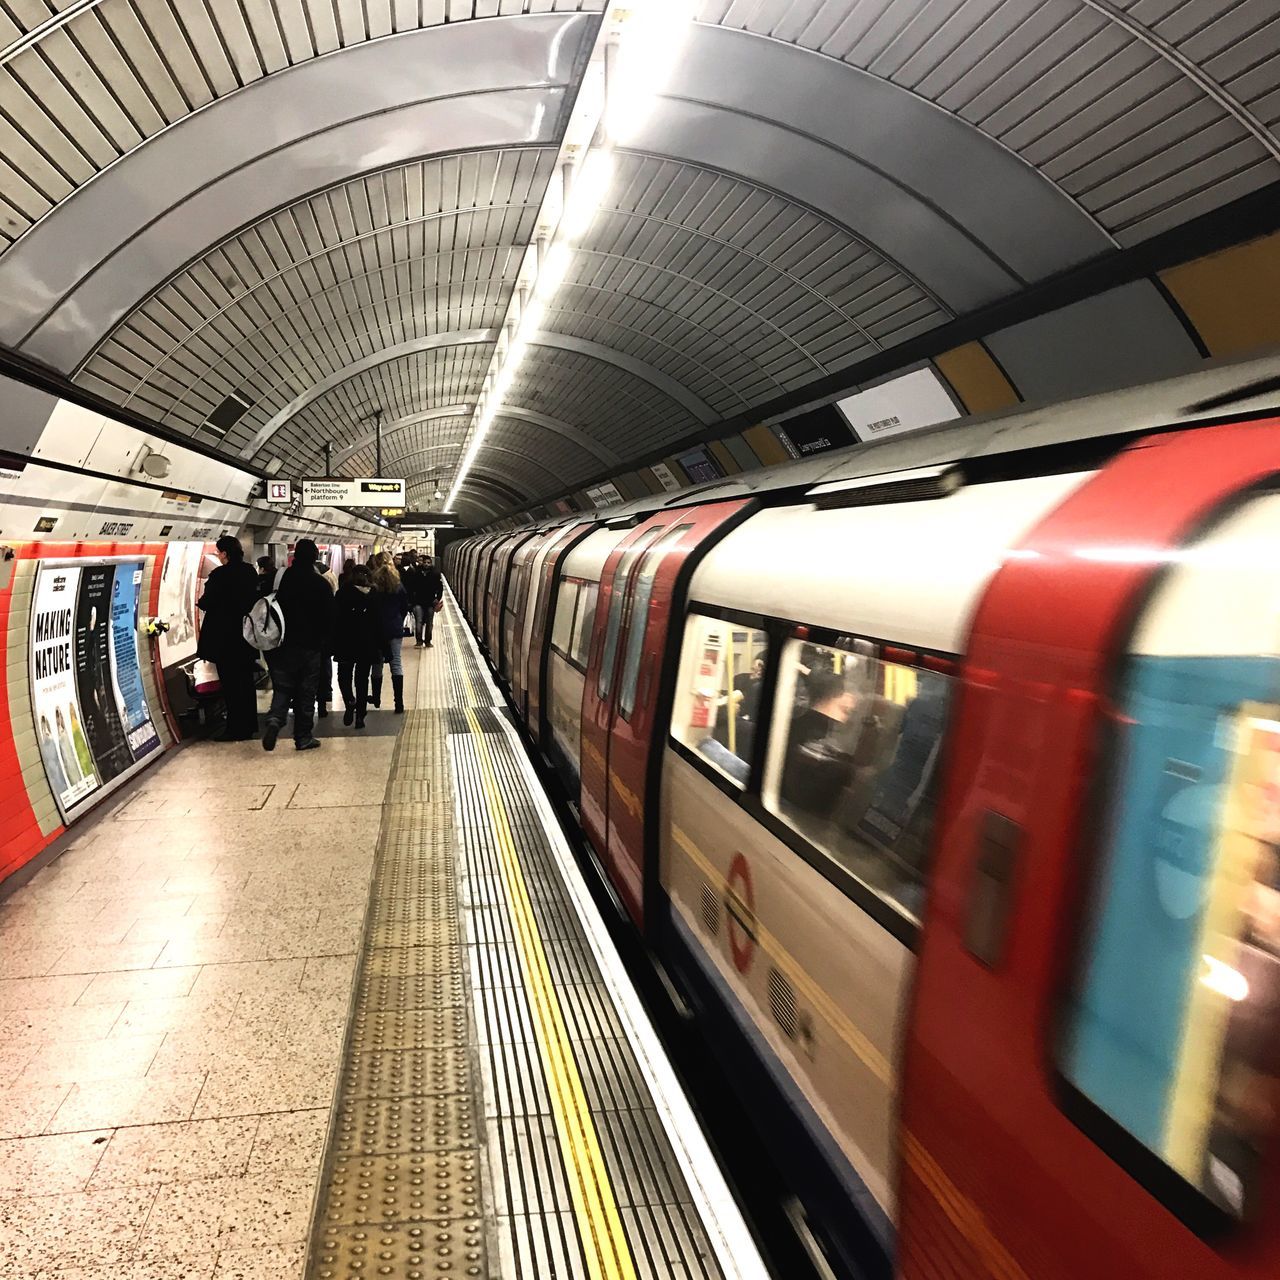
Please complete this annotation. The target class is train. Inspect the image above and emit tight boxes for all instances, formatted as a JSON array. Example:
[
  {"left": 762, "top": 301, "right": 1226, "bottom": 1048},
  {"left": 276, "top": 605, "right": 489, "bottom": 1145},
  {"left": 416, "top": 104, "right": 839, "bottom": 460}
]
[{"left": 445, "top": 352, "right": 1280, "bottom": 1280}]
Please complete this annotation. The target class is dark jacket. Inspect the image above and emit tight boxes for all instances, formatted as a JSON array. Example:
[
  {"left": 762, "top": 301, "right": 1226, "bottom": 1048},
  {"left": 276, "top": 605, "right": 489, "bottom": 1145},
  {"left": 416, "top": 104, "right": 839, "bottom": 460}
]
[
  {"left": 419, "top": 564, "right": 443, "bottom": 605},
  {"left": 275, "top": 562, "right": 336, "bottom": 652},
  {"left": 372, "top": 583, "right": 410, "bottom": 642},
  {"left": 332, "top": 585, "right": 385, "bottom": 663},
  {"left": 196, "top": 560, "right": 259, "bottom": 666}
]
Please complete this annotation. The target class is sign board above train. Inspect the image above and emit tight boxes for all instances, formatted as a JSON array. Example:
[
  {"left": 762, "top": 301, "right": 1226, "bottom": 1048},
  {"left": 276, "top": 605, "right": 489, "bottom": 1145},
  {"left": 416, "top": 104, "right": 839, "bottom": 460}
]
[
  {"left": 834, "top": 366, "right": 962, "bottom": 443},
  {"left": 300, "top": 478, "right": 405, "bottom": 507},
  {"left": 585, "top": 481, "right": 624, "bottom": 509}
]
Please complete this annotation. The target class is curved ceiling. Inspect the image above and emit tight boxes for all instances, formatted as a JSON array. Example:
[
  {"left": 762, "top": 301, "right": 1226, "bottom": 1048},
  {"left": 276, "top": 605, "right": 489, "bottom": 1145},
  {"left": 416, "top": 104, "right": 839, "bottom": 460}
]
[{"left": 1, "top": 1, "right": 1277, "bottom": 525}]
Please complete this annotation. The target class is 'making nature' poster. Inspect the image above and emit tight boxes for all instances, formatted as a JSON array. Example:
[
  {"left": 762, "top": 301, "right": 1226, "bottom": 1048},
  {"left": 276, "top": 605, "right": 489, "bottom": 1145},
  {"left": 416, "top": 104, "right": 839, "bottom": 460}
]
[{"left": 30, "top": 559, "right": 161, "bottom": 820}]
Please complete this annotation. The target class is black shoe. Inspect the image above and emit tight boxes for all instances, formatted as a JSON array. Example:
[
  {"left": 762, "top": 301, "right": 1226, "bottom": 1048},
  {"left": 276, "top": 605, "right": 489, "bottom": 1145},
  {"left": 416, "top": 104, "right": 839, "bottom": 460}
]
[
  {"left": 318, "top": 705, "right": 329, "bottom": 719},
  {"left": 355, "top": 717, "right": 366, "bottom": 730},
  {"left": 343, "top": 707, "right": 355, "bottom": 726},
  {"left": 425, "top": 642, "right": 433, "bottom": 648},
  {"left": 262, "top": 722, "right": 280, "bottom": 752},
  {"left": 295, "top": 737, "right": 321, "bottom": 751}
]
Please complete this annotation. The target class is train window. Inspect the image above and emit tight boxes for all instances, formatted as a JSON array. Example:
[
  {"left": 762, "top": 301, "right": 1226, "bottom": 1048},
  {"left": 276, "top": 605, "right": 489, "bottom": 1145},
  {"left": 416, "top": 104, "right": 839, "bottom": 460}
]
[
  {"left": 619, "top": 525, "right": 692, "bottom": 720},
  {"left": 551, "top": 580, "right": 579, "bottom": 656},
  {"left": 671, "top": 613, "right": 769, "bottom": 789},
  {"left": 569, "top": 583, "right": 598, "bottom": 671},
  {"left": 1060, "top": 496, "right": 1280, "bottom": 1222},
  {"left": 761, "top": 638, "right": 952, "bottom": 922},
  {"left": 598, "top": 527, "right": 663, "bottom": 701}
]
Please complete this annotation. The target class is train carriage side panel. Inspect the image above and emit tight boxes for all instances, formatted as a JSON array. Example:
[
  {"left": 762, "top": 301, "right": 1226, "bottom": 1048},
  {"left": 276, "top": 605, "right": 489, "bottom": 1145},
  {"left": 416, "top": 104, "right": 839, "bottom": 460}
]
[
  {"left": 485, "top": 531, "right": 536, "bottom": 663},
  {"left": 902, "top": 419, "right": 1280, "bottom": 1280},
  {"left": 502, "top": 532, "right": 549, "bottom": 689},
  {"left": 596, "top": 499, "right": 754, "bottom": 929},
  {"left": 544, "top": 526, "right": 630, "bottom": 802},
  {"left": 656, "top": 471, "right": 1095, "bottom": 1271},
  {"left": 521, "top": 522, "right": 593, "bottom": 730}
]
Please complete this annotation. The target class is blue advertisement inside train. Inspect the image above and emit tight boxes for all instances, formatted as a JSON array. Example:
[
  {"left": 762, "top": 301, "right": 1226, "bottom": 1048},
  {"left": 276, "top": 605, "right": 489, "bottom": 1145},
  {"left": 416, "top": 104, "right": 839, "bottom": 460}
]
[{"left": 30, "top": 558, "right": 161, "bottom": 821}]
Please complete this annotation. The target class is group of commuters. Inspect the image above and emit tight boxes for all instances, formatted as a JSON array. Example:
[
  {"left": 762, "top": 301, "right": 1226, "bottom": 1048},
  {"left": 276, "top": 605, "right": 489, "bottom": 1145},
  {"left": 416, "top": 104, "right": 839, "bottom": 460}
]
[{"left": 196, "top": 537, "right": 442, "bottom": 752}]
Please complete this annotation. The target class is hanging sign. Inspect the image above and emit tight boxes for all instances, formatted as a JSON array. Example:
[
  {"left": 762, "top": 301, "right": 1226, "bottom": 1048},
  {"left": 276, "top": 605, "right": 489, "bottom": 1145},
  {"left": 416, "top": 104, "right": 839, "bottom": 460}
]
[
  {"left": 266, "top": 479, "right": 293, "bottom": 504},
  {"left": 301, "top": 478, "right": 405, "bottom": 507},
  {"left": 30, "top": 559, "right": 162, "bottom": 820}
]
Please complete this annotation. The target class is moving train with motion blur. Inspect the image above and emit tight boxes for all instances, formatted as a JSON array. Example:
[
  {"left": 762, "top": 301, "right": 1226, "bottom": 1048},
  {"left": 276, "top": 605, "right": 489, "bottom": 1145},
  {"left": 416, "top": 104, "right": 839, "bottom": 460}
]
[{"left": 445, "top": 353, "right": 1280, "bottom": 1280}]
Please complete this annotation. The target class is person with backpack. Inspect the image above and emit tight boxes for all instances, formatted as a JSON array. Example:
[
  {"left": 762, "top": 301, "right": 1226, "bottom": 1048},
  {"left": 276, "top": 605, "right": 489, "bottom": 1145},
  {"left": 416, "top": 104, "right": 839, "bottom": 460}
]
[
  {"left": 332, "top": 563, "right": 384, "bottom": 729},
  {"left": 369, "top": 552, "right": 410, "bottom": 714},
  {"left": 261, "top": 539, "right": 336, "bottom": 751},
  {"left": 196, "top": 535, "right": 260, "bottom": 741}
]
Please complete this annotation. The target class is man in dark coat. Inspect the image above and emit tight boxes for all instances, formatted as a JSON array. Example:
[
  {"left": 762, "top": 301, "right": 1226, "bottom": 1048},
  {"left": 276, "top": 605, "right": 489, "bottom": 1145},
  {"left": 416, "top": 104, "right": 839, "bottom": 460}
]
[
  {"left": 410, "top": 554, "right": 444, "bottom": 647},
  {"left": 197, "top": 535, "right": 261, "bottom": 741},
  {"left": 263, "top": 539, "right": 337, "bottom": 752}
]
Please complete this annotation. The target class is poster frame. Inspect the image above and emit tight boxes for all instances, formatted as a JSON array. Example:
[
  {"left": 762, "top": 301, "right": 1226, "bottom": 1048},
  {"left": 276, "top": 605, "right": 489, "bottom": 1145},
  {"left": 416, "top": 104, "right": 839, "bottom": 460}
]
[{"left": 29, "top": 556, "right": 165, "bottom": 824}]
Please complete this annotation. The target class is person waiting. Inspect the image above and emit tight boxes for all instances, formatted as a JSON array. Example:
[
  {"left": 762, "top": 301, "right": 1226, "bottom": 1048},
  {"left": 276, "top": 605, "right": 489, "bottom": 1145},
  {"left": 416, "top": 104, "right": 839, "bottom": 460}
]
[
  {"left": 197, "top": 535, "right": 260, "bottom": 742},
  {"left": 333, "top": 563, "right": 383, "bottom": 730},
  {"left": 262, "top": 539, "right": 335, "bottom": 752},
  {"left": 369, "top": 552, "right": 410, "bottom": 714}
]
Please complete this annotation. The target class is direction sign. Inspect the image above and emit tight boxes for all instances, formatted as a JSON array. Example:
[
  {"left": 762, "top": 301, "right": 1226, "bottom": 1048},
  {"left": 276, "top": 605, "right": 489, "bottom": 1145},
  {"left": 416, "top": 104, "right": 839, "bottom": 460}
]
[{"left": 301, "top": 478, "right": 406, "bottom": 507}]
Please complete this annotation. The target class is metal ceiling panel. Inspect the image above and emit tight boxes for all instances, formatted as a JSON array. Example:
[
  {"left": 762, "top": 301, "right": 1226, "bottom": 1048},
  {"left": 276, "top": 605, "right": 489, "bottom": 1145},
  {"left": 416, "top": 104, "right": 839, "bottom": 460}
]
[
  {"left": 702, "top": 0, "right": 1280, "bottom": 244},
  {"left": 0, "top": 13, "right": 594, "bottom": 364}
]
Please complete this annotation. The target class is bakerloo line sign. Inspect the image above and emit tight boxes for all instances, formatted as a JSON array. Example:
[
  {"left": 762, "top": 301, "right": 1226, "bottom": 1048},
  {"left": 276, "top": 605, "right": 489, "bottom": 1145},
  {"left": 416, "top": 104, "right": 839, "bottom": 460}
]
[{"left": 299, "top": 478, "right": 406, "bottom": 507}]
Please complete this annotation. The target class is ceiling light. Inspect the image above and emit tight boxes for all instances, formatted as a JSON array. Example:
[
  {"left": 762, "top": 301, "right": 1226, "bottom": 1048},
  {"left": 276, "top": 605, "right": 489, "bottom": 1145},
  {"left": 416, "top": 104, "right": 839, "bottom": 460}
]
[
  {"left": 560, "top": 150, "right": 614, "bottom": 242},
  {"left": 534, "top": 242, "right": 573, "bottom": 300},
  {"left": 604, "top": 0, "right": 697, "bottom": 144}
]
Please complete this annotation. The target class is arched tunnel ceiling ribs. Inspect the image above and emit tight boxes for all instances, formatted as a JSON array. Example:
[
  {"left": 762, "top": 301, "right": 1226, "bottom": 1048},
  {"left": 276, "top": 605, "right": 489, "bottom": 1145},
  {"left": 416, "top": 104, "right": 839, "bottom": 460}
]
[{"left": 0, "top": 3, "right": 1276, "bottom": 515}]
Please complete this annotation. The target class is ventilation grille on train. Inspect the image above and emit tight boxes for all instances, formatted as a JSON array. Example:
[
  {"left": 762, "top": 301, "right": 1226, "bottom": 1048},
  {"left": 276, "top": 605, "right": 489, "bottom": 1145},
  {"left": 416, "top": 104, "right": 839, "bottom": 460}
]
[
  {"left": 700, "top": 883, "right": 721, "bottom": 937},
  {"left": 808, "top": 463, "right": 963, "bottom": 510},
  {"left": 768, "top": 967, "right": 798, "bottom": 1041}
]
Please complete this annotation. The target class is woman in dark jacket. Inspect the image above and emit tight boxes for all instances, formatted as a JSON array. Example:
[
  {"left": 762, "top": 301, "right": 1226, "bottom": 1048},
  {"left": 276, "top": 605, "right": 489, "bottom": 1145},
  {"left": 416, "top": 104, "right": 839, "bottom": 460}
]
[
  {"left": 369, "top": 553, "right": 410, "bottom": 713},
  {"left": 332, "top": 564, "right": 384, "bottom": 729},
  {"left": 197, "top": 535, "right": 260, "bottom": 741}
]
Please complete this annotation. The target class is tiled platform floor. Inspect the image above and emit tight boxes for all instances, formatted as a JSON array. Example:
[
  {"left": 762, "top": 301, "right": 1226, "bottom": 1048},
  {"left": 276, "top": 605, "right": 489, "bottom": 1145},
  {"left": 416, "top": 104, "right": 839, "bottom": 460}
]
[{"left": 0, "top": 659, "right": 430, "bottom": 1278}]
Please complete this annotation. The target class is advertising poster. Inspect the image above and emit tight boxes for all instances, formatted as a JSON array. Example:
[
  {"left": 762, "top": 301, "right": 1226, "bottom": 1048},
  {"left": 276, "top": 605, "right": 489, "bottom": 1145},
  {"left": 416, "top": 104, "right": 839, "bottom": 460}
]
[
  {"left": 109, "top": 563, "right": 161, "bottom": 762},
  {"left": 31, "top": 559, "right": 164, "bottom": 821},
  {"left": 75, "top": 564, "right": 132, "bottom": 784},
  {"left": 30, "top": 566, "right": 98, "bottom": 812},
  {"left": 157, "top": 541, "right": 205, "bottom": 666}
]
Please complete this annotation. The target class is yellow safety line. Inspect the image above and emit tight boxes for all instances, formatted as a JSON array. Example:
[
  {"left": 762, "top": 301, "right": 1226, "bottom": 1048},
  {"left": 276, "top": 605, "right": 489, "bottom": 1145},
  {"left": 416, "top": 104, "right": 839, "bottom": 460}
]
[{"left": 448, "top": 609, "right": 638, "bottom": 1280}]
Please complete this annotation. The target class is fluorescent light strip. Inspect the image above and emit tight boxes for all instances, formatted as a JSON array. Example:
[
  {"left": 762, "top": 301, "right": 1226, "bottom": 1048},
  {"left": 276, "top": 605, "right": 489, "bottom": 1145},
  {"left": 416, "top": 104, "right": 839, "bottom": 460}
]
[{"left": 446, "top": 1, "right": 696, "bottom": 515}]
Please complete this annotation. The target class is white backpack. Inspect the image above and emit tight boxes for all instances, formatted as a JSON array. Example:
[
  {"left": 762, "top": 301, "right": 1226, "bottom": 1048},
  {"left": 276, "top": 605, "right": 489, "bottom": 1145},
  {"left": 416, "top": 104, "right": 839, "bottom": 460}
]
[{"left": 243, "top": 593, "right": 286, "bottom": 651}]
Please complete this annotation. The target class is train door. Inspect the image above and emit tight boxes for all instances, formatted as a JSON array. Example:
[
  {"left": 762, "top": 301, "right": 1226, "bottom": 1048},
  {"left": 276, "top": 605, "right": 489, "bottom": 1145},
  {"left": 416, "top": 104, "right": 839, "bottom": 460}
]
[
  {"left": 490, "top": 531, "right": 538, "bottom": 673},
  {"left": 901, "top": 421, "right": 1280, "bottom": 1280},
  {"left": 520, "top": 523, "right": 591, "bottom": 726},
  {"left": 583, "top": 501, "right": 751, "bottom": 926},
  {"left": 502, "top": 533, "right": 547, "bottom": 689}
]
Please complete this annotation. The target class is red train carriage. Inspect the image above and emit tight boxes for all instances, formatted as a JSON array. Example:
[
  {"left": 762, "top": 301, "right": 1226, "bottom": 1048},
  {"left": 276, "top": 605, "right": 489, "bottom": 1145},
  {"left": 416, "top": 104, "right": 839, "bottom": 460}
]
[{"left": 443, "top": 358, "right": 1280, "bottom": 1280}]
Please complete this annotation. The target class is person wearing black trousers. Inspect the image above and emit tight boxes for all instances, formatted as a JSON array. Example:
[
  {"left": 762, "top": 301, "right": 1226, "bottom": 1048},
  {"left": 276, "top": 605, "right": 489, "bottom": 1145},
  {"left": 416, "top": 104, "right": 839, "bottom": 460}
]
[
  {"left": 196, "top": 535, "right": 260, "bottom": 741},
  {"left": 332, "top": 563, "right": 384, "bottom": 729}
]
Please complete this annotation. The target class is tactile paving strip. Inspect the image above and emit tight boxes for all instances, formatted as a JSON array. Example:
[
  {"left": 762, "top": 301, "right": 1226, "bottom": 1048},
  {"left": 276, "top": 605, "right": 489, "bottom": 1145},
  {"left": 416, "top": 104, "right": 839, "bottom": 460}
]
[{"left": 303, "top": 687, "right": 494, "bottom": 1278}]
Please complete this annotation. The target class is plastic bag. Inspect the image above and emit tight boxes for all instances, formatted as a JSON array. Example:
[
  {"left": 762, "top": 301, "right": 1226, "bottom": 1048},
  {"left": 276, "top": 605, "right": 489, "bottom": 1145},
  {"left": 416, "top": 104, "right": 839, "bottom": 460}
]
[{"left": 193, "top": 659, "right": 221, "bottom": 694}]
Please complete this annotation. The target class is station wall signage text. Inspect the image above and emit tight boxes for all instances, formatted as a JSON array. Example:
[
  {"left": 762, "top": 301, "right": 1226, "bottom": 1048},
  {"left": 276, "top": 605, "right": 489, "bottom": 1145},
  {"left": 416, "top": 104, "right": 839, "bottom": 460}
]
[{"left": 301, "top": 478, "right": 406, "bottom": 507}]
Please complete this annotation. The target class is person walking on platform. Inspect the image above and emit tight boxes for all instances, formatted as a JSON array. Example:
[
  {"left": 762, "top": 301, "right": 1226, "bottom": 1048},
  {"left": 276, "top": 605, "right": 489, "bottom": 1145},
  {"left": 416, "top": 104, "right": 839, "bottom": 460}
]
[
  {"left": 263, "top": 539, "right": 335, "bottom": 752},
  {"left": 333, "top": 563, "right": 383, "bottom": 729},
  {"left": 197, "top": 535, "right": 260, "bottom": 741},
  {"left": 369, "top": 552, "right": 410, "bottom": 714},
  {"left": 417, "top": 554, "right": 443, "bottom": 647}
]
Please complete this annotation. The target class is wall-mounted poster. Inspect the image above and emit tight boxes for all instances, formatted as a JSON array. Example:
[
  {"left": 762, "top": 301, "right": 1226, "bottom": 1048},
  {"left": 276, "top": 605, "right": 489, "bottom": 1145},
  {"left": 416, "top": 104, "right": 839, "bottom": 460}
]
[
  {"left": 156, "top": 541, "right": 205, "bottom": 667},
  {"left": 31, "top": 565, "right": 98, "bottom": 812},
  {"left": 30, "top": 559, "right": 163, "bottom": 821}
]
